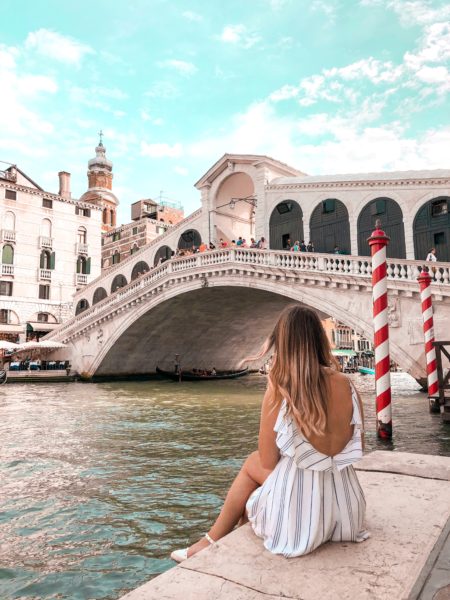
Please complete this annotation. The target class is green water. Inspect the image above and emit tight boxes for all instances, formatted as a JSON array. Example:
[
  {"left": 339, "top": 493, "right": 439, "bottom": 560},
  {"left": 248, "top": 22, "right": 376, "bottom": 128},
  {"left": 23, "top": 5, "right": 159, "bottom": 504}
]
[{"left": 0, "top": 374, "right": 449, "bottom": 599}]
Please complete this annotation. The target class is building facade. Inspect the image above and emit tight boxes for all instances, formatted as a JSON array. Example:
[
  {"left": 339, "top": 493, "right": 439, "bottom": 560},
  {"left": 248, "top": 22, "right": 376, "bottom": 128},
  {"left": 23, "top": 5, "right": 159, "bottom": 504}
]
[
  {"left": 102, "top": 198, "right": 184, "bottom": 269},
  {"left": 0, "top": 163, "right": 102, "bottom": 342}
]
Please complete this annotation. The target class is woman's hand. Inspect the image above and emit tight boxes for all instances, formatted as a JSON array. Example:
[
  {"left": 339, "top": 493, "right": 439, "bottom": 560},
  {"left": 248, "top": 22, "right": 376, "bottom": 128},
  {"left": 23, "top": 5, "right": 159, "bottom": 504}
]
[{"left": 258, "top": 379, "right": 281, "bottom": 470}]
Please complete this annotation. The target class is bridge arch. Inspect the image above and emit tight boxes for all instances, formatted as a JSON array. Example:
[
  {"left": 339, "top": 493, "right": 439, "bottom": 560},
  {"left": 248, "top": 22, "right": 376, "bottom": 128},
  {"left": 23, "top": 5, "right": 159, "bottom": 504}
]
[
  {"left": 131, "top": 261, "right": 150, "bottom": 281},
  {"left": 111, "top": 274, "right": 128, "bottom": 293},
  {"left": 413, "top": 196, "right": 450, "bottom": 262},
  {"left": 310, "top": 199, "right": 350, "bottom": 254},
  {"left": 213, "top": 171, "right": 256, "bottom": 244},
  {"left": 93, "top": 287, "right": 107, "bottom": 305},
  {"left": 178, "top": 229, "right": 202, "bottom": 250},
  {"left": 357, "top": 198, "right": 406, "bottom": 258},
  {"left": 269, "top": 200, "right": 304, "bottom": 250},
  {"left": 154, "top": 245, "right": 173, "bottom": 266},
  {"left": 75, "top": 298, "right": 89, "bottom": 315}
]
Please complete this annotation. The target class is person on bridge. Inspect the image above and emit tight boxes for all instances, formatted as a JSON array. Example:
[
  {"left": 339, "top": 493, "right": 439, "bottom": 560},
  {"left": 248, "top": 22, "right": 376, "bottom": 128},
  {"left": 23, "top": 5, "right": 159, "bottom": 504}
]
[{"left": 171, "top": 306, "right": 369, "bottom": 562}]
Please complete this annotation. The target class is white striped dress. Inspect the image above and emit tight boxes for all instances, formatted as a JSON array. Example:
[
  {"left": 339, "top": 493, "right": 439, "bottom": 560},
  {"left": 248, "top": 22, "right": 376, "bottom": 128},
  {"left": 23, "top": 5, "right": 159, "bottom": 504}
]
[{"left": 246, "top": 384, "right": 369, "bottom": 557}]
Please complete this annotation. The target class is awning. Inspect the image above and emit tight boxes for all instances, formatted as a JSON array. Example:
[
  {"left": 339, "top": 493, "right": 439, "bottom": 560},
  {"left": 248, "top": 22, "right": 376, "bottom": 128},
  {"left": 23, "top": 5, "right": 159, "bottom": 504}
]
[
  {"left": 27, "top": 322, "right": 60, "bottom": 332},
  {"left": 0, "top": 324, "right": 25, "bottom": 333},
  {"left": 332, "top": 349, "right": 357, "bottom": 357}
]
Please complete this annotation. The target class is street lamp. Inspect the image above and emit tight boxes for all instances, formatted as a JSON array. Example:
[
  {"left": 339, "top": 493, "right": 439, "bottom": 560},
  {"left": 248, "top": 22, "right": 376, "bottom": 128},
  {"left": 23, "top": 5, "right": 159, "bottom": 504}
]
[{"left": 208, "top": 195, "right": 257, "bottom": 244}]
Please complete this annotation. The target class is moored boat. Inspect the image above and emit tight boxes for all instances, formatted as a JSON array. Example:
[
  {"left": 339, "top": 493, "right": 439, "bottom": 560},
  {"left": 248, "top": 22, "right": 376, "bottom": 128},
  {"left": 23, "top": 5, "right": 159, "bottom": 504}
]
[
  {"left": 358, "top": 366, "right": 375, "bottom": 375},
  {"left": 156, "top": 366, "right": 248, "bottom": 381}
]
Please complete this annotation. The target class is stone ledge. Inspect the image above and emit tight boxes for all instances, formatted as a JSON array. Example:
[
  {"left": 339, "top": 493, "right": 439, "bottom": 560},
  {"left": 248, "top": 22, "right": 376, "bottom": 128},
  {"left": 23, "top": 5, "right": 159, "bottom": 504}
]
[{"left": 120, "top": 452, "right": 450, "bottom": 600}]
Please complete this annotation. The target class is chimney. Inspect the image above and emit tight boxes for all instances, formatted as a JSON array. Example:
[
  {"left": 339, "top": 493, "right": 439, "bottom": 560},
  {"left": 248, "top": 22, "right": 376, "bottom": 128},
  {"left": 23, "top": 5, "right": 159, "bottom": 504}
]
[{"left": 58, "top": 171, "right": 71, "bottom": 199}]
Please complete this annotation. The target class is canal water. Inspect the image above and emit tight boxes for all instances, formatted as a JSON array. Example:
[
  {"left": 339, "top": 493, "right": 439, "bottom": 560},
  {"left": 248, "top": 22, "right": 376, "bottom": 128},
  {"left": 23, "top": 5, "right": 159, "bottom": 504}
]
[{"left": 1, "top": 374, "right": 449, "bottom": 600}]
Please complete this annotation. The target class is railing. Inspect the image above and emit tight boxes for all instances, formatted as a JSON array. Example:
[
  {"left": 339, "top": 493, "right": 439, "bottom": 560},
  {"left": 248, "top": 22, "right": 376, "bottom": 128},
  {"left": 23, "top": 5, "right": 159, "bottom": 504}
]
[
  {"left": 1, "top": 264, "right": 14, "bottom": 276},
  {"left": 40, "top": 236, "right": 53, "bottom": 249},
  {"left": 1, "top": 229, "right": 15, "bottom": 242},
  {"left": 38, "top": 268, "right": 51, "bottom": 280},
  {"left": 76, "top": 274, "right": 88, "bottom": 285},
  {"left": 48, "top": 248, "right": 450, "bottom": 341},
  {"left": 0, "top": 169, "right": 16, "bottom": 182},
  {"left": 76, "top": 243, "right": 89, "bottom": 255}
]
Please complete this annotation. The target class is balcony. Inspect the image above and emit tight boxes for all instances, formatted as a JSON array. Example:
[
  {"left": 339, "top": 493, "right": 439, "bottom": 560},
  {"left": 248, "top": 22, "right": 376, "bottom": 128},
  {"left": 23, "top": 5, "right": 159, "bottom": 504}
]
[
  {"left": 1, "top": 229, "right": 16, "bottom": 243},
  {"left": 40, "top": 236, "right": 53, "bottom": 249},
  {"left": 76, "top": 242, "right": 89, "bottom": 255},
  {"left": 1, "top": 264, "right": 14, "bottom": 276},
  {"left": 38, "top": 268, "right": 52, "bottom": 280},
  {"left": 76, "top": 273, "right": 88, "bottom": 286}
]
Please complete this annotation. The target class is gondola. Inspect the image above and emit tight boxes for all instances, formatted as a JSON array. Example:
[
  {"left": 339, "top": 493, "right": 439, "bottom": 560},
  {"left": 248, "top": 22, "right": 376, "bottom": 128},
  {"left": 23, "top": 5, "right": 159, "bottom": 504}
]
[
  {"left": 156, "top": 366, "right": 248, "bottom": 381},
  {"left": 0, "top": 370, "right": 7, "bottom": 385}
]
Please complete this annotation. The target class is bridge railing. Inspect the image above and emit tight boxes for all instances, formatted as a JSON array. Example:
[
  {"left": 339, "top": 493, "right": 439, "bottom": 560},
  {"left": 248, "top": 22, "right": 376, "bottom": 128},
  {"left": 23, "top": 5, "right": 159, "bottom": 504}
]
[{"left": 48, "top": 248, "right": 450, "bottom": 340}]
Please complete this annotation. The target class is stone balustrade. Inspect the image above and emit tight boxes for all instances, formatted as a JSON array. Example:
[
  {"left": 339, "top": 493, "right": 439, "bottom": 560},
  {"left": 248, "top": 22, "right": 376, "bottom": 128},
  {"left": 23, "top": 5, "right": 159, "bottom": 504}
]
[
  {"left": 1, "top": 229, "right": 16, "bottom": 243},
  {"left": 1, "top": 264, "right": 14, "bottom": 276},
  {"left": 38, "top": 268, "right": 52, "bottom": 280},
  {"left": 39, "top": 236, "right": 53, "bottom": 249}
]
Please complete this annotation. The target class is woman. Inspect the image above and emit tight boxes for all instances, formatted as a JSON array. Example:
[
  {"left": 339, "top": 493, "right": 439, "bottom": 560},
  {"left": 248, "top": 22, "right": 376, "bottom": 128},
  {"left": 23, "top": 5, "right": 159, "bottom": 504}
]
[{"left": 171, "top": 306, "right": 368, "bottom": 562}]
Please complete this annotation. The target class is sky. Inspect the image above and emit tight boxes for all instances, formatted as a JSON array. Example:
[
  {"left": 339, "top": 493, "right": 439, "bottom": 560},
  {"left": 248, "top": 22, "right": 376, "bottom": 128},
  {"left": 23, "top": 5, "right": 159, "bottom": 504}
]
[{"left": 1, "top": 0, "right": 450, "bottom": 225}]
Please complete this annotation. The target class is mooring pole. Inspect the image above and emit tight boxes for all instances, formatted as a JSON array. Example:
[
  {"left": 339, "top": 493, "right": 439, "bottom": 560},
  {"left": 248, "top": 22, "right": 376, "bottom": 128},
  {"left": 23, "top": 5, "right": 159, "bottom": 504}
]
[
  {"left": 417, "top": 270, "right": 439, "bottom": 412},
  {"left": 368, "top": 221, "right": 392, "bottom": 439}
]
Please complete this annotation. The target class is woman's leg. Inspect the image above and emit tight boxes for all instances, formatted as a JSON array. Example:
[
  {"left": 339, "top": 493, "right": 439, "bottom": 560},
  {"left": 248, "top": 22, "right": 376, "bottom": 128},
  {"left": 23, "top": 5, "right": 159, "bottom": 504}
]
[{"left": 187, "top": 450, "right": 273, "bottom": 557}]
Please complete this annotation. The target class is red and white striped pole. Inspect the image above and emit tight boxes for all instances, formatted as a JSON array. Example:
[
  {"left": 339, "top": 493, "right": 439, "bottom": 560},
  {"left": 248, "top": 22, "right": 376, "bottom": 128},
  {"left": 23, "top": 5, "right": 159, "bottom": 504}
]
[
  {"left": 417, "top": 270, "right": 439, "bottom": 412},
  {"left": 368, "top": 221, "right": 392, "bottom": 439}
]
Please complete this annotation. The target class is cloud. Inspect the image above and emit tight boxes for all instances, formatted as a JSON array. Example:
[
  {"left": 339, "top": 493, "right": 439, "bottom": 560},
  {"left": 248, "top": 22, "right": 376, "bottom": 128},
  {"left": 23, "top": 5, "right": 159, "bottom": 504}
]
[
  {"left": 310, "top": 0, "right": 338, "bottom": 22},
  {"left": 69, "top": 86, "right": 126, "bottom": 117},
  {"left": 174, "top": 166, "right": 189, "bottom": 176},
  {"left": 218, "top": 24, "right": 261, "bottom": 48},
  {"left": 157, "top": 59, "right": 197, "bottom": 76},
  {"left": 25, "top": 29, "right": 93, "bottom": 66},
  {"left": 140, "top": 141, "right": 183, "bottom": 157},
  {"left": 361, "top": 0, "right": 450, "bottom": 26},
  {"left": 182, "top": 10, "right": 203, "bottom": 22},
  {"left": 145, "top": 81, "right": 179, "bottom": 98},
  {"left": 141, "top": 110, "right": 164, "bottom": 125}
]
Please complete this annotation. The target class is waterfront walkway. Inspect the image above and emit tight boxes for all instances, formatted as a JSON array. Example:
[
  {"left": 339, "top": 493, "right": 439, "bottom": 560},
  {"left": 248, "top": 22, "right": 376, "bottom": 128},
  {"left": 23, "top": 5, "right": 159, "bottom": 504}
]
[{"left": 120, "top": 451, "right": 450, "bottom": 600}]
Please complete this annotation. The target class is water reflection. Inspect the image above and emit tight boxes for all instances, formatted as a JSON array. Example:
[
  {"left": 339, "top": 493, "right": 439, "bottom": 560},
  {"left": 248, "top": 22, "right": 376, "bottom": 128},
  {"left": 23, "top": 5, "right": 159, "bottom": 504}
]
[{"left": 0, "top": 374, "right": 449, "bottom": 599}]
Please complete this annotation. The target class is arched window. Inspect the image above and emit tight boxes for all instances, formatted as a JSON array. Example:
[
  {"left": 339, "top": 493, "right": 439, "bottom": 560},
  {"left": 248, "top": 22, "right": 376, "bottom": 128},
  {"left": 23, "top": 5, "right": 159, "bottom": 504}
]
[
  {"left": 131, "top": 261, "right": 150, "bottom": 280},
  {"left": 112, "top": 251, "right": 120, "bottom": 265},
  {"left": 178, "top": 229, "right": 201, "bottom": 250},
  {"left": 111, "top": 274, "right": 127, "bottom": 293},
  {"left": 40, "top": 249, "right": 51, "bottom": 269},
  {"left": 41, "top": 218, "right": 52, "bottom": 238},
  {"left": 2, "top": 244, "right": 14, "bottom": 264},
  {"left": 77, "top": 226, "right": 87, "bottom": 244},
  {"left": 269, "top": 201, "right": 304, "bottom": 250},
  {"left": 77, "top": 256, "right": 87, "bottom": 274},
  {"left": 413, "top": 197, "right": 450, "bottom": 261},
  {"left": 93, "top": 287, "right": 108, "bottom": 305},
  {"left": 357, "top": 198, "right": 405, "bottom": 258},
  {"left": 103, "top": 208, "right": 108, "bottom": 225},
  {"left": 3, "top": 210, "right": 15, "bottom": 231},
  {"left": 153, "top": 245, "right": 173, "bottom": 266},
  {"left": 75, "top": 299, "right": 89, "bottom": 315},
  {"left": 110, "top": 209, "right": 114, "bottom": 226},
  {"left": 309, "top": 199, "right": 350, "bottom": 254},
  {"left": 130, "top": 244, "right": 139, "bottom": 255}
]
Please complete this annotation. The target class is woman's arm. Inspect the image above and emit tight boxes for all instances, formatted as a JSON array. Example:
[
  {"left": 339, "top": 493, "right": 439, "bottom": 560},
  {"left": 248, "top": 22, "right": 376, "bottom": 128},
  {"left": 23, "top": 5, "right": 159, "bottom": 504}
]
[{"left": 258, "top": 379, "right": 281, "bottom": 470}]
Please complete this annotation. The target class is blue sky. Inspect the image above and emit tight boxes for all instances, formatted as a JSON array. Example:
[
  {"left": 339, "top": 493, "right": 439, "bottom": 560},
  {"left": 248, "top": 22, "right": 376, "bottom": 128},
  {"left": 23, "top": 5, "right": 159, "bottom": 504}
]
[{"left": 1, "top": 0, "right": 449, "bottom": 224}]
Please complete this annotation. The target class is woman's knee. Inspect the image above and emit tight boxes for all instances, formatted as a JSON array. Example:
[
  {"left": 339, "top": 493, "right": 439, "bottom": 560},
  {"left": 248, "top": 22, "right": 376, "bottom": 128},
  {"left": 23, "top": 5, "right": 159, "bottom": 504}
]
[{"left": 243, "top": 451, "right": 272, "bottom": 485}]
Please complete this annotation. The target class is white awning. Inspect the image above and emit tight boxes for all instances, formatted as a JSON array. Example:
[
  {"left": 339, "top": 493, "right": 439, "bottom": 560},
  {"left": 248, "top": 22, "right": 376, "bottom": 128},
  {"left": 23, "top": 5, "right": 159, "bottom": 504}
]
[
  {"left": 0, "top": 324, "right": 25, "bottom": 333},
  {"left": 27, "top": 322, "right": 60, "bottom": 332}
]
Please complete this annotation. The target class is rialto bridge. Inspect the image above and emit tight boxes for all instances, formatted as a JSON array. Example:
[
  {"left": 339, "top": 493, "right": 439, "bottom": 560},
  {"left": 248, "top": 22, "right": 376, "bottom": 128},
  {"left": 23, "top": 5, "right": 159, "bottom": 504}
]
[{"left": 45, "top": 154, "right": 450, "bottom": 380}]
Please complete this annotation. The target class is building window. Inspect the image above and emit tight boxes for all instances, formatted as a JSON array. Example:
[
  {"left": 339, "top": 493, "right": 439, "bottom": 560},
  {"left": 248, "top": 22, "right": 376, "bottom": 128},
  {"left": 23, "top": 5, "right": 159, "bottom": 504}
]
[
  {"left": 0, "top": 281, "right": 13, "bottom": 296},
  {"left": 37, "top": 312, "right": 49, "bottom": 323},
  {"left": 42, "top": 198, "right": 53, "bottom": 209},
  {"left": 0, "top": 309, "right": 11, "bottom": 323},
  {"left": 112, "top": 232, "right": 121, "bottom": 242},
  {"left": 40, "top": 250, "right": 55, "bottom": 270},
  {"left": 371, "top": 199, "right": 386, "bottom": 215},
  {"left": 112, "top": 251, "right": 120, "bottom": 265},
  {"left": 77, "top": 226, "right": 87, "bottom": 244},
  {"left": 431, "top": 199, "right": 448, "bottom": 217},
  {"left": 132, "top": 226, "right": 138, "bottom": 235},
  {"left": 130, "top": 245, "right": 139, "bottom": 255},
  {"left": 75, "top": 206, "right": 91, "bottom": 217},
  {"left": 322, "top": 199, "right": 336, "bottom": 214},
  {"left": 76, "top": 256, "right": 91, "bottom": 275},
  {"left": 2, "top": 244, "right": 14, "bottom": 264},
  {"left": 39, "top": 284, "right": 50, "bottom": 300},
  {"left": 5, "top": 189, "right": 16, "bottom": 200}
]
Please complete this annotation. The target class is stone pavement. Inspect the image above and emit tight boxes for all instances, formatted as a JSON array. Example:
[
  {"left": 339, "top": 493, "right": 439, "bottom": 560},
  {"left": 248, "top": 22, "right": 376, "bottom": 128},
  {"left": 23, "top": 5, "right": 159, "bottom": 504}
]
[{"left": 120, "top": 451, "right": 450, "bottom": 600}]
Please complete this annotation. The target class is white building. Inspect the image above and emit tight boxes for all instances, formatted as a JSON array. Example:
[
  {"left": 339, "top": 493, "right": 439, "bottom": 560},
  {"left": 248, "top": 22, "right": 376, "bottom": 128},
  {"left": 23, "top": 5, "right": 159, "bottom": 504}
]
[{"left": 0, "top": 163, "right": 102, "bottom": 342}]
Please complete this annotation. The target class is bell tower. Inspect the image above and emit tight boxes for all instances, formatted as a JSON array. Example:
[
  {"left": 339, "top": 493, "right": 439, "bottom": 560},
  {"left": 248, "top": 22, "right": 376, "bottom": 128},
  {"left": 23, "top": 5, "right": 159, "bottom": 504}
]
[{"left": 79, "top": 131, "right": 119, "bottom": 232}]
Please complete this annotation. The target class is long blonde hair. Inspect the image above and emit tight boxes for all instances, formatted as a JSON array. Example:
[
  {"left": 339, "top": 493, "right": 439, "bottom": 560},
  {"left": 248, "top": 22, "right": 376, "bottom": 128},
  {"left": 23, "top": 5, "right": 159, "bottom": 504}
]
[{"left": 257, "top": 305, "right": 336, "bottom": 437}]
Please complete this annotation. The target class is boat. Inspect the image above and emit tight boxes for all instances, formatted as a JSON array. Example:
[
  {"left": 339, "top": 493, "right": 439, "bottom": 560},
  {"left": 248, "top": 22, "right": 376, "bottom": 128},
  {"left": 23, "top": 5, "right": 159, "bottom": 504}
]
[
  {"left": 156, "top": 366, "right": 249, "bottom": 381},
  {"left": 358, "top": 366, "right": 375, "bottom": 375},
  {"left": 0, "top": 370, "right": 7, "bottom": 385}
]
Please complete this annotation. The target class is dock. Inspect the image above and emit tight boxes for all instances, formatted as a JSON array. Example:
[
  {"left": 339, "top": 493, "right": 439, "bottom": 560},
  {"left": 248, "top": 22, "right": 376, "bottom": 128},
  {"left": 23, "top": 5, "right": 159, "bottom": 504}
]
[{"left": 120, "top": 451, "right": 450, "bottom": 600}]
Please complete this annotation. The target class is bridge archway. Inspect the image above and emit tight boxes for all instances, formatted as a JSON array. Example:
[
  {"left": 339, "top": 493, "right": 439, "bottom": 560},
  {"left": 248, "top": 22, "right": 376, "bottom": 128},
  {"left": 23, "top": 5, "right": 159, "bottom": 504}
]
[
  {"left": 269, "top": 200, "right": 304, "bottom": 249},
  {"left": 111, "top": 274, "right": 127, "bottom": 293},
  {"left": 357, "top": 198, "right": 406, "bottom": 258},
  {"left": 178, "top": 229, "right": 201, "bottom": 250},
  {"left": 131, "top": 261, "right": 150, "bottom": 281},
  {"left": 154, "top": 245, "right": 173, "bottom": 266},
  {"left": 413, "top": 197, "right": 450, "bottom": 261},
  {"left": 310, "top": 199, "right": 350, "bottom": 254},
  {"left": 93, "top": 287, "right": 107, "bottom": 305},
  {"left": 213, "top": 172, "right": 255, "bottom": 244},
  {"left": 75, "top": 299, "right": 89, "bottom": 315}
]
